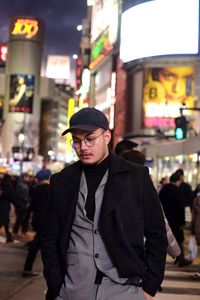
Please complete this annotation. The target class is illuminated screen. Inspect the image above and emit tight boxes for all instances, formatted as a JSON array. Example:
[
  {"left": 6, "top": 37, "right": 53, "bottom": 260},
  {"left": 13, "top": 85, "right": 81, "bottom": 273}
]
[
  {"left": 120, "top": 0, "right": 199, "bottom": 63},
  {"left": 9, "top": 74, "right": 35, "bottom": 113}
]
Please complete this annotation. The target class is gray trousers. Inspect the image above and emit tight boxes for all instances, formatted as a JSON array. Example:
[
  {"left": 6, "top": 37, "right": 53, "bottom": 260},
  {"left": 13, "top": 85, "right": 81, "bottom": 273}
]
[{"left": 56, "top": 277, "right": 146, "bottom": 300}]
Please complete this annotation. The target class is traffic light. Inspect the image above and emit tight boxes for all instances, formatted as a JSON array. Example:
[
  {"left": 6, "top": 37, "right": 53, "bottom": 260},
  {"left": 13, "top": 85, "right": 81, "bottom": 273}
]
[{"left": 174, "top": 116, "right": 187, "bottom": 140}]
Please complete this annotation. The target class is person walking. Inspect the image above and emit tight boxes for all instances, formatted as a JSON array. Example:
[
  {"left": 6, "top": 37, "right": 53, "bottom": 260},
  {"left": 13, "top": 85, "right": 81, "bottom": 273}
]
[
  {"left": 0, "top": 174, "right": 15, "bottom": 242},
  {"left": 13, "top": 174, "right": 30, "bottom": 237},
  {"left": 22, "top": 168, "right": 51, "bottom": 276},
  {"left": 175, "top": 168, "right": 193, "bottom": 211},
  {"left": 114, "top": 139, "right": 138, "bottom": 156},
  {"left": 41, "top": 107, "right": 167, "bottom": 300},
  {"left": 159, "top": 172, "right": 192, "bottom": 267}
]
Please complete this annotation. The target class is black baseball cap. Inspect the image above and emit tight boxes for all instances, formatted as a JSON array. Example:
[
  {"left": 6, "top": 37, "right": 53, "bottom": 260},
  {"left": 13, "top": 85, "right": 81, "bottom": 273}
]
[{"left": 62, "top": 107, "right": 109, "bottom": 136}]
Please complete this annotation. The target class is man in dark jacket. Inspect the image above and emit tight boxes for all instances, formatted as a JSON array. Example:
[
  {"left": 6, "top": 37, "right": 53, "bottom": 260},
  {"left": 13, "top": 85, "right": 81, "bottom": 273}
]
[
  {"left": 159, "top": 172, "right": 192, "bottom": 267},
  {"left": 41, "top": 108, "right": 167, "bottom": 300},
  {"left": 23, "top": 168, "right": 51, "bottom": 276}
]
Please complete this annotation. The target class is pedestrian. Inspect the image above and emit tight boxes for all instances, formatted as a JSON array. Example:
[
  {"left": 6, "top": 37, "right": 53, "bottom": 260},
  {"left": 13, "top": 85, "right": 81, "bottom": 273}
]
[
  {"left": 22, "top": 168, "right": 51, "bottom": 276},
  {"left": 41, "top": 107, "right": 167, "bottom": 300},
  {"left": 0, "top": 174, "right": 15, "bottom": 242},
  {"left": 121, "top": 149, "right": 146, "bottom": 165},
  {"left": 159, "top": 172, "right": 192, "bottom": 267},
  {"left": 157, "top": 176, "right": 168, "bottom": 193},
  {"left": 175, "top": 168, "right": 193, "bottom": 210},
  {"left": 13, "top": 174, "right": 30, "bottom": 237},
  {"left": 114, "top": 139, "right": 138, "bottom": 156}
]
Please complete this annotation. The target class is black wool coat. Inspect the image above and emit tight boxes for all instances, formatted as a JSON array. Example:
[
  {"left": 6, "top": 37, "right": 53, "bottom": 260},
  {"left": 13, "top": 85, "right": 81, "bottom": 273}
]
[{"left": 41, "top": 153, "right": 167, "bottom": 300}]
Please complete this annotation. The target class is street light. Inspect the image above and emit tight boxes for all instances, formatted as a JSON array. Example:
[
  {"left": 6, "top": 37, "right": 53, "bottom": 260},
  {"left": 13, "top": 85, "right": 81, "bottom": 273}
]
[
  {"left": 18, "top": 133, "right": 25, "bottom": 143},
  {"left": 48, "top": 149, "right": 54, "bottom": 157},
  {"left": 72, "top": 54, "right": 78, "bottom": 60},
  {"left": 77, "top": 24, "right": 82, "bottom": 31}
]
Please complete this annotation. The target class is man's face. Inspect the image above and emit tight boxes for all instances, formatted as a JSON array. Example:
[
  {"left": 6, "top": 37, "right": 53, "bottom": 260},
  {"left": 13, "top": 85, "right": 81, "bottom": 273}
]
[
  {"left": 71, "top": 128, "right": 111, "bottom": 165},
  {"left": 158, "top": 66, "right": 194, "bottom": 102}
]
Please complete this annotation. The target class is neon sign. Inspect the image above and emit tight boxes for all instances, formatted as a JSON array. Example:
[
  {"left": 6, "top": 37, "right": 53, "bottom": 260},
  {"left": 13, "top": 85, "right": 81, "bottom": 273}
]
[
  {"left": 11, "top": 19, "right": 39, "bottom": 39},
  {"left": 90, "top": 31, "right": 113, "bottom": 70}
]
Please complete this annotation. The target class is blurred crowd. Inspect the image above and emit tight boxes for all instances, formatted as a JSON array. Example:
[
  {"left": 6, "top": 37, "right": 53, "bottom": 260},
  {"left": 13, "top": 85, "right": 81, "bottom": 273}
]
[
  {"left": 0, "top": 172, "right": 35, "bottom": 243},
  {"left": 0, "top": 140, "right": 200, "bottom": 282},
  {"left": 0, "top": 167, "right": 51, "bottom": 276}
]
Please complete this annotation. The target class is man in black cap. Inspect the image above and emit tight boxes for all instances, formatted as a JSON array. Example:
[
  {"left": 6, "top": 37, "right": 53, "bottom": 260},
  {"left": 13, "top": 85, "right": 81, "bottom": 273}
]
[{"left": 41, "top": 107, "right": 167, "bottom": 300}]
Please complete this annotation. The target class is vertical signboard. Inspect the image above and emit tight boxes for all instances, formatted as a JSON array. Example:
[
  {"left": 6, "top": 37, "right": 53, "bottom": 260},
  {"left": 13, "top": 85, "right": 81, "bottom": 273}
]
[{"left": 9, "top": 74, "right": 35, "bottom": 113}]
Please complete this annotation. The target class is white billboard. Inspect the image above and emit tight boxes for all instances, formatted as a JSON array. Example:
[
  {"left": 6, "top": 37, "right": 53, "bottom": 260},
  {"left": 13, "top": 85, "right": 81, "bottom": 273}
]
[
  {"left": 120, "top": 0, "right": 199, "bottom": 63},
  {"left": 46, "top": 55, "right": 70, "bottom": 80}
]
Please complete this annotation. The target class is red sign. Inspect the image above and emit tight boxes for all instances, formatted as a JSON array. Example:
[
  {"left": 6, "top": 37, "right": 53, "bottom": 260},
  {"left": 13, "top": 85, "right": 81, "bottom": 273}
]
[{"left": 0, "top": 45, "right": 8, "bottom": 63}]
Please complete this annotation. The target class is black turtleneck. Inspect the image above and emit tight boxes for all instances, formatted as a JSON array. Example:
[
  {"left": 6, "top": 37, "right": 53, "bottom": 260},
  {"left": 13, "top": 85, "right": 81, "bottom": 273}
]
[{"left": 83, "top": 154, "right": 110, "bottom": 221}]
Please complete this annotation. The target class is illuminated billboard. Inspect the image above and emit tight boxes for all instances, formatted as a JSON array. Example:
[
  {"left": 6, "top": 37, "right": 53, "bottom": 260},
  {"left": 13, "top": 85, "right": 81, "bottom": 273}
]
[
  {"left": 46, "top": 55, "right": 70, "bottom": 80},
  {"left": 143, "top": 66, "right": 195, "bottom": 128},
  {"left": 9, "top": 74, "right": 35, "bottom": 113},
  {"left": 120, "top": 0, "right": 199, "bottom": 63}
]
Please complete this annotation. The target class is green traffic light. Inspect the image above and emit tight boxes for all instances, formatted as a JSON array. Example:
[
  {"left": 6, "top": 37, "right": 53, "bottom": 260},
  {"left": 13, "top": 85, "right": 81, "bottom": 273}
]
[{"left": 175, "top": 128, "right": 184, "bottom": 140}]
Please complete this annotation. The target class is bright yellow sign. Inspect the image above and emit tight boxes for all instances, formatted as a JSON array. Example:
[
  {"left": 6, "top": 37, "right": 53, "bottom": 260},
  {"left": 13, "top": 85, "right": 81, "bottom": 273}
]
[
  {"left": 66, "top": 98, "right": 75, "bottom": 153},
  {"left": 11, "top": 19, "right": 39, "bottom": 39}
]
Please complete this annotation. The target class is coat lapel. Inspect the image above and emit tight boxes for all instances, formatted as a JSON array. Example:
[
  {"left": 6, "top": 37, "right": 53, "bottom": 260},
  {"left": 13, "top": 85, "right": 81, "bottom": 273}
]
[{"left": 100, "top": 153, "right": 133, "bottom": 217}]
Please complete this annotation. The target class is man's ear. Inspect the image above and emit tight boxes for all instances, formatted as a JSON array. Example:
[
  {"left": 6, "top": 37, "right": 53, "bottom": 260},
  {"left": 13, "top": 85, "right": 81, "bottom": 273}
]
[{"left": 104, "top": 130, "right": 111, "bottom": 145}]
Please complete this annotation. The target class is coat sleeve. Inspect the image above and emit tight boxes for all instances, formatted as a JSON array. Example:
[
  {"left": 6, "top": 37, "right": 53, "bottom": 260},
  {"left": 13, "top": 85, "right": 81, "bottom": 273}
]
[
  {"left": 142, "top": 168, "right": 168, "bottom": 296},
  {"left": 40, "top": 175, "right": 63, "bottom": 299}
]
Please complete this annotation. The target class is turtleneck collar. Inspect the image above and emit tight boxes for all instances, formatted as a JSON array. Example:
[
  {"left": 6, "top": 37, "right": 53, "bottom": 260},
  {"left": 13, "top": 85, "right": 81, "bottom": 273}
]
[{"left": 83, "top": 153, "right": 110, "bottom": 175}]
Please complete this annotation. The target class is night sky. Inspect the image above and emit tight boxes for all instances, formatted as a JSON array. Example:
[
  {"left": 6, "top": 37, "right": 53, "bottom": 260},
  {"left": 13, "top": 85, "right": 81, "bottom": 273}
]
[{"left": 0, "top": 0, "right": 88, "bottom": 57}]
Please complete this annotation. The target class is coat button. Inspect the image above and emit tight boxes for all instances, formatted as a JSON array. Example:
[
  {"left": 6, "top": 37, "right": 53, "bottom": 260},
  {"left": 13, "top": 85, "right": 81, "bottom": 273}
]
[
  {"left": 94, "top": 229, "right": 98, "bottom": 234},
  {"left": 95, "top": 253, "right": 99, "bottom": 258}
]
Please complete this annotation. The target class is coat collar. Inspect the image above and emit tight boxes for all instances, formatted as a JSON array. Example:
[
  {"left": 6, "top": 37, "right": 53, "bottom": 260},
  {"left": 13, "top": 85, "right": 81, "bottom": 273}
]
[
  {"left": 100, "top": 153, "right": 135, "bottom": 218},
  {"left": 59, "top": 152, "right": 133, "bottom": 181},
  {"left": 58, "top": 152, "right": 135, "bottom": 216}
]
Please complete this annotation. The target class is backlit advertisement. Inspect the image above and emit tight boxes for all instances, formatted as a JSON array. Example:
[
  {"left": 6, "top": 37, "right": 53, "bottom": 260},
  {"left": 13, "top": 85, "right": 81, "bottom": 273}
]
[
  {"left": 9, "top": 74, "right": 35, "bottom": 113},
  {"left": 120, "top": 0, "right": 199, "bottom": 63},
  {"left": 46, "top": 55, "right": 70, "bottom": 80},
  {"left": 143, "top": 66, "right": 195, "bottom": 128}
]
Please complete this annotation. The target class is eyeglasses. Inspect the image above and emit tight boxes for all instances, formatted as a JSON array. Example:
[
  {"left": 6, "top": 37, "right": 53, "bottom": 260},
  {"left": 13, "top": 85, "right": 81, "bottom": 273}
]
[{"left": 71, "top": 131, "right": 105, "bottom": 148}]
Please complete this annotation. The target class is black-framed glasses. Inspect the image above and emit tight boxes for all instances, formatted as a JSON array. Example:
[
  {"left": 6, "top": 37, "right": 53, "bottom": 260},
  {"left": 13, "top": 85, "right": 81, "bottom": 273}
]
[{"left": 71, "top": 131, "right": 105, "bottom": 148}]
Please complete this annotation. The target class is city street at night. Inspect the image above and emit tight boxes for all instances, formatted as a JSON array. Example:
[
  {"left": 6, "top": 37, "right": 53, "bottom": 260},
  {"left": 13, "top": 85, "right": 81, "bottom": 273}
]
[{"left": 1, "top": 0, "right": 200, "bottom": 299}]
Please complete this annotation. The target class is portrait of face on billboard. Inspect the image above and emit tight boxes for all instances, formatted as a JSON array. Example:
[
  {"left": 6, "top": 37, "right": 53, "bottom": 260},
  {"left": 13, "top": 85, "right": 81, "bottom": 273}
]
[
  {"left": 144, "top": 66, "right": 194, "bottom": 105},
  {"left": 143, "top": 66, "right": 195, "bottom": 128},
  {"left": 9, "top": 74, "right": 35, "bottom": 113}
]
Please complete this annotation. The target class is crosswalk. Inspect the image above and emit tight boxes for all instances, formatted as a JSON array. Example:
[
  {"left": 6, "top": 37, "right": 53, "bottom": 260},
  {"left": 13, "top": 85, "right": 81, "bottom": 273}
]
[{"left": 156, "top": 257, "right": 200, "bottom": 300}]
